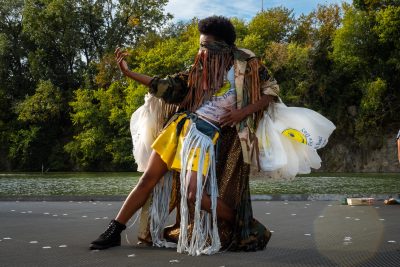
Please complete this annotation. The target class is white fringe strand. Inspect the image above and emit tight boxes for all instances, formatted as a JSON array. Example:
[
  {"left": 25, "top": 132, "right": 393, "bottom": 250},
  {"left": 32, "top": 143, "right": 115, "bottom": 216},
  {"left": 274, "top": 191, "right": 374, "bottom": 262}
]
[
  {"left": 124, "top": 208, "right": 142, "bottom": 246},
  {"left": 150, "top": 172, "right": 177, "bottom": 248},
  {"left": 177, "top": 122, "right": 221, "bottom": 256}
]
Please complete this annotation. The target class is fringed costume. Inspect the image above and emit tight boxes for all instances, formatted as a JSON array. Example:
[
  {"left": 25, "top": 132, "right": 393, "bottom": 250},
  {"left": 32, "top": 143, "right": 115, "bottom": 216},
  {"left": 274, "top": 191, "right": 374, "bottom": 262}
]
[{"left": 130, "top": 44, "right": 334, "bottom": 255}]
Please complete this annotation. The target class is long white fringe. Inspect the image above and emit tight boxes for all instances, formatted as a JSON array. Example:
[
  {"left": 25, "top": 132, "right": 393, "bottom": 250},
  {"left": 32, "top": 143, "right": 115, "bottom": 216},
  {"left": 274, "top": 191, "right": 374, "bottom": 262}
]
[
  {"left": 150, "top": 172, "right": 177, "bottom": 248},
  {"left": 124, "top": 208, "right": 142, "bottom": 246},
  {"left": 177, "top": 122, "right": 221, "bottom": 256}
]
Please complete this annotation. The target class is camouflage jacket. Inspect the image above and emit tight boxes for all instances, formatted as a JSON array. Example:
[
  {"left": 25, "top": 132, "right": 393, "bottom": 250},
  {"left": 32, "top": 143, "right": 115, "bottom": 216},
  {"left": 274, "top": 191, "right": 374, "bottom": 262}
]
[{"left": 149, "top": 48, "right": 280, "bottom": 165}]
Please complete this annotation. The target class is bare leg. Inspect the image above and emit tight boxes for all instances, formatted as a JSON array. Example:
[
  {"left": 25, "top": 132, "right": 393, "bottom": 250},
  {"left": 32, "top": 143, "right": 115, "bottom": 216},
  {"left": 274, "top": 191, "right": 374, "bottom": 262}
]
[
  {"left": 187, "top": 171, "right": 234, "bottom": 223},
  {"left": 115, "top": 151, "right": 168, "bottom": 224}
]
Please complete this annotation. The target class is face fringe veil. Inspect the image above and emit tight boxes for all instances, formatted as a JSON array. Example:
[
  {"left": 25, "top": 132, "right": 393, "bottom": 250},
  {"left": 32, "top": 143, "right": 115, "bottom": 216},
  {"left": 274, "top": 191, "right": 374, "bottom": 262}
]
[{"left": 180, "top": 41, "right": 234, "bottom": 112}]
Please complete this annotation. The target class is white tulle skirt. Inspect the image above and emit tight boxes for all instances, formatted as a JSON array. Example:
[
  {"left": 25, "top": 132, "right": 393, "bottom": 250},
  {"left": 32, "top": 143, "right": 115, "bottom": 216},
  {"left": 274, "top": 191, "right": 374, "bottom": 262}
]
[
  {"left": 254, "top": 101, "right": 336, "bottom": 179},
  {"left": 130, "top": 94, "right": 164, "bottom": 172}
]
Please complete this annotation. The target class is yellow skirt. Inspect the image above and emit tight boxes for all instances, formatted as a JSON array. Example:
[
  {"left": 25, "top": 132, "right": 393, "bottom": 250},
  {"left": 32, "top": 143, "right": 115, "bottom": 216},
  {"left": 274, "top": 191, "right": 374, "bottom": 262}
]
[{"left": 151, "top": 114, "right": 219, "bottom": 176}]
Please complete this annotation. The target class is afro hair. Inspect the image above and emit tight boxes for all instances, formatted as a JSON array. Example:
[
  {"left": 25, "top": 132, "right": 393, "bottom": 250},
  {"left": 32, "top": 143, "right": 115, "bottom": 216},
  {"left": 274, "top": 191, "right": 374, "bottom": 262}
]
[{"left": 198, "top": 16, "right": 236, "bottom": 45}]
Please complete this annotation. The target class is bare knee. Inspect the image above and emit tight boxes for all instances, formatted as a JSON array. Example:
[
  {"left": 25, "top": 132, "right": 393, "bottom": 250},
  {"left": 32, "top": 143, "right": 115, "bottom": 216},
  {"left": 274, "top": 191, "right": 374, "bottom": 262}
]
[
  {"left": 187, "top": 187, "right": 197, "bottom": 204},
  {"left": 187, "top": 171, "right": 201, "bottom": 204}
]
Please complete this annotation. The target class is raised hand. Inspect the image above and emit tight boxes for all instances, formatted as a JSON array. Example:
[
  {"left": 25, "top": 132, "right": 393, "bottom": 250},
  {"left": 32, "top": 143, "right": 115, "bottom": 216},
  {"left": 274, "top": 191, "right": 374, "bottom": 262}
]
[
  {"left": 113, "top": 47, "right": 152, "bottom": 86},
  {"left": 115, "top": 47, "right": 130, "bottom": 74}
]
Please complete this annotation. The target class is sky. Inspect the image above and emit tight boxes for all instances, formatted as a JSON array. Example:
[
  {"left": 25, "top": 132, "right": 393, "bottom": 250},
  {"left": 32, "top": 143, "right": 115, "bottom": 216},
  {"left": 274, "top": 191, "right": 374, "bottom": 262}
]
[{"left": 164, "top": 0, "right": 352, "bottom": 22}]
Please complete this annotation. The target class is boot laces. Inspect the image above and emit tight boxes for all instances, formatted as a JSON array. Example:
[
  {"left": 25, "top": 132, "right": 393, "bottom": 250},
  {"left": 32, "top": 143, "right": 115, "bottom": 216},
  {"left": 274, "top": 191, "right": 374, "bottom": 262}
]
[{"left": 101, "top": 223, "right": 117, "bottom": 239}]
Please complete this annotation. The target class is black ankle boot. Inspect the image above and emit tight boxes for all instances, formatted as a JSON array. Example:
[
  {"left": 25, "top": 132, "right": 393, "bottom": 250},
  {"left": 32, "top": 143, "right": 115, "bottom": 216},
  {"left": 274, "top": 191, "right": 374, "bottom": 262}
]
[{"left": 90, "top": 219, "right": 126, "bottom": 250}]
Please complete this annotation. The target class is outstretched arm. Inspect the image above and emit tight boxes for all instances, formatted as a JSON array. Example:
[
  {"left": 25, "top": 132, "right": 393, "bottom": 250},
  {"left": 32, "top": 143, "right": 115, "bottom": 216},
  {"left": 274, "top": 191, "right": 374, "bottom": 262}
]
[
  {"left": 115, "top": 47, "right": 189, "bottom": 104},
  {"left": 115, "top": 47, "right": 152, "bottom": 86}
]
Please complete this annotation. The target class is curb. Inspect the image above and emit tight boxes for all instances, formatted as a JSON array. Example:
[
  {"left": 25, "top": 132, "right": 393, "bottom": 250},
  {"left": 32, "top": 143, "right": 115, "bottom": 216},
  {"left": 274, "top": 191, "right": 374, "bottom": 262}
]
[{"left": 0, "top": 193, "right": 396, "bottom": 201}]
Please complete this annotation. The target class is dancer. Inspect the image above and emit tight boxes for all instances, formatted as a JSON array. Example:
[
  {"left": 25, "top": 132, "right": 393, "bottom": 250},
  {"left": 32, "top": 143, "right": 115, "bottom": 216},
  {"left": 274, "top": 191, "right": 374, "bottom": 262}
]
[{"left": 90, "top": 16, "right": 334, "bottom": 255}]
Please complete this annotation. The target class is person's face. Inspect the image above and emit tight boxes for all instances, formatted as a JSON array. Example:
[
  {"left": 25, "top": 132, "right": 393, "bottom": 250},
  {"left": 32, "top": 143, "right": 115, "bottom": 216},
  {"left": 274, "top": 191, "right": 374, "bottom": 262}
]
[
  {"left": 199, "top": 34, "right": 216, "bottom": 46},
  {"left": 198, "top": 34, "right": 216, "bottom": 55}
]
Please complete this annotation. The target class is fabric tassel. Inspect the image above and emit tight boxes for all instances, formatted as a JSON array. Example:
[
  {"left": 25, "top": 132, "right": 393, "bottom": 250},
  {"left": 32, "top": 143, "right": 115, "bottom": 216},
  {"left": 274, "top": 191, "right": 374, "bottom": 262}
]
[
  {"left": 123, "top": 208, "right": 142, "bottom": 245},
  {"left": 245, "top": 58, "right": 263, "bottom": 124},
  {"left": 177, "top": 122, "right": 221, "bottom": 256},
  {"left": 182, "top": 41, "right": 234, "bottom": 112},
  {"left": 149, "top": 171, "right": 177, "bottom": 248}
]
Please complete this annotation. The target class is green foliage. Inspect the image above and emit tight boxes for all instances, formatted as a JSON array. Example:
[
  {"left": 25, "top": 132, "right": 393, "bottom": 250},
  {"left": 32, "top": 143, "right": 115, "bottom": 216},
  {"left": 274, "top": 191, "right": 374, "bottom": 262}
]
[
  {"left": 23, "top": 0, "right": 82, "bottom": 88},
  {"left": 64, "top": 127, "right": 109, "bottom": 168},
  {"left": 355, "top": 78, "right": 387, "bottom": 141},
  {"left": 16, "top": 80, "right": 63, "bottom": 123},
  {"left": 264, "top": 42, "right": 289, "bottom": 73},
  {"left": 265, "top": 42, "right": 311, "bottom": 105},
  {"left": 374, "top": 5, "right": 400, "bottom": 71},
  {"left": 66, "top": 79, "right": 148, "bottom": 169},
  {"left": 249, "top": 7, "right": 295, "bottom": 43},
  {"left": 375, "top": 5, "right": 400, "bottom": 44},
  {"left": 0, "top": 0, "right": 171, "bottom": 171},
  {"left": 66, "top": 20, "right": 199, "bottom": 169},
  {"left": 1, "top": 1, "right": 400, "bottom": 171},
  {"left": 8, "top": 126, "right": 40, "bottom": 166},
  {"left": 331, "top": 3, "right": 400, "bottom": 146},
  {"left": 266, "top": 4, "right": 342, "bottom": 112},
  {"left": 291, "top": 14, "right": 314, "bottom": 45},
  {"left": 124, "top": 83, "right": 148, "bottom": 116},
  {"left": 133, "top": 21, "right": 199, "bottom": 75},
  {"left": 238, "top": 33, "right": 265, "bottom": 56},
  {"left": 236, "top": 7, "right": 295, "bottom": 56},
  {"left": 353, "top": 0, "right": 400, "bottom": 11},
  {"left": 230, "top": 17, "right": 248, "bottom": 42},
  {"left": 360, "top": 78, "right": 387, "bottom": 112},
  {"left": 332, "top": 6, "right": 374, "bottom": 73}
]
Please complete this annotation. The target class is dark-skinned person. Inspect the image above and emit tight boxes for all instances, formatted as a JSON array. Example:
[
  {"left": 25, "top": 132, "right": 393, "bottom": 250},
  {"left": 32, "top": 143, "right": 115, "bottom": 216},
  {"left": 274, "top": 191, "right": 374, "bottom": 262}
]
[{"left": 90, "top": 16, "right": 335, "bottom": 256}]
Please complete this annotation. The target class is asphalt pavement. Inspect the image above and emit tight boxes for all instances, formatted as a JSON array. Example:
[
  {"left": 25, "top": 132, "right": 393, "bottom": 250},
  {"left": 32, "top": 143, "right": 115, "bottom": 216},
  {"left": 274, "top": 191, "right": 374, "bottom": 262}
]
[{"left": 0, "top": 200, "right": 399, "bottom": 267}]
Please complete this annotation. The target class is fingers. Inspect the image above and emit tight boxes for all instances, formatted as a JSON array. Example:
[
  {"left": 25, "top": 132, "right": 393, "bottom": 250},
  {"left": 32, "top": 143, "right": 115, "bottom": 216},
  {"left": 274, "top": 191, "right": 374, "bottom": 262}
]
[
  {"left": 220, "top": 116, "right": 233, "bottom": 127},
  {"left": 115, "top": 47, "right": 128, "bottom": 61},
  {"left": 220, "top": 111, "right": 234, "bottom": 127},
  {"left": 222, "top": 106, "right": 236, "bottom": 114},
  {"left": 220, "top": 117, "right": 229, "bottom": 127},
  {"left": 220, "top": 110, "right": 241, "bottom": 127},
  {"left": 115, "top": 49, "right": 129, "bottom": 67},
  {"left": 115, "top": 47, "right": 123, "bottom": 60},
  {"left": 117, "top": 52, "right": 128, "bottom": 63},
  {"left": 115, "top": 47, "right": 130, "bottom": 73},
  {"left": 221, "top": 121, "right": 236, "bottom": 127}
]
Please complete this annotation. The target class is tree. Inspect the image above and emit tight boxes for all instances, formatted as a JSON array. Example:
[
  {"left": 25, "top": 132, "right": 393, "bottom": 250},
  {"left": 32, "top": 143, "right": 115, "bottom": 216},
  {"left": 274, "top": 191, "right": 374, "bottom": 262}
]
[
  {"left": 0, "top": 0, "right": 34, "bottom": 170},
  {"left": 66, "top": 20, "right": 199, "bottom": 170},
  {"left": 0, "top": 0, "right": 172, "bottom": 170},
  {"left": 353, "top": 0, "right": 400, "bottom": 11},
  {"left": 2, "top": 1, "right": 400, "bottom": 171},
  {"left": 239, "top": 7, "right": 295, "bottom": 56},
  {"left": 16, "top": 80, "right": 63, "bottom": 123},
  {"left": 8, "top": 80, "right": 67, "bottom": 169},
  {"left": 332, "top": 3, "right": 400, "bottom": 146},
  {"left": 230, "top": 17, "right": 248, "bottom": 43}
]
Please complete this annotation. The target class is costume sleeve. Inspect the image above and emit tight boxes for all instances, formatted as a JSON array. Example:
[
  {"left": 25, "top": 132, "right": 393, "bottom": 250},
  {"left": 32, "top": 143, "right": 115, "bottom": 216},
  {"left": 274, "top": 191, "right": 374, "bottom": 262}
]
[
  {"left": 149, "top": 71, "right": 189, "bottom": 104},
  {"left": 259, "top": 64, "right": 280, "bottom": 97}
]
